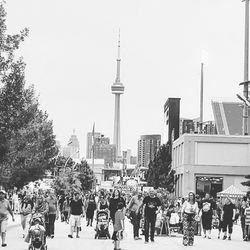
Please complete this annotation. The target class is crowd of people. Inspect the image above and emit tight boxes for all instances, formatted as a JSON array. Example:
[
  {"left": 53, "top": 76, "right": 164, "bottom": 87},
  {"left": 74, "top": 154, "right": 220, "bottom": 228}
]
[{"left": 0, "top": 185, "right": 250, "bottom": 249}]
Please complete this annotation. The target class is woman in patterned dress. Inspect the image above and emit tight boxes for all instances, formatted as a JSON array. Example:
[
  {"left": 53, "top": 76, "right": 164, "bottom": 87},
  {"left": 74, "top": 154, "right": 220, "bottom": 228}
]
[{"left": 181, "top": 192, "right": 199, "bottom": 246}]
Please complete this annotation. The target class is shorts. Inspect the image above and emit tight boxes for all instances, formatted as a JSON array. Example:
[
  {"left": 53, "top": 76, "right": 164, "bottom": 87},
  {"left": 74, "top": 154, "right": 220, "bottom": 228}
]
[
  {"left": 70, "top": 215, "right": 81, "bottom": 228},
  {"left": 0, "top": 219, "right": 8, "bottom": 233}
]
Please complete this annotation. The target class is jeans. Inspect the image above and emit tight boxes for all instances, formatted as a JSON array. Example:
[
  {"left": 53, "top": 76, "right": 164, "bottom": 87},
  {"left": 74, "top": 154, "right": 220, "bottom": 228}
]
[
  {"left": 48, "top": 214, "right": 56, "bottom": 236},
  {"left": 130, "top": 211, "right": 141, "bottom": 238},
  {"left": 144, "top": 215, "right": 156, "bottom": 241}
]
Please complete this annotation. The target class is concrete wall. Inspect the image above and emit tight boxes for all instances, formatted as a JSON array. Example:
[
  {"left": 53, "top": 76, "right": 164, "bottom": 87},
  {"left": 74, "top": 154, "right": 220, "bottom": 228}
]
[{"left": 173, "top": 134, "right": 250, "bottom": 197}]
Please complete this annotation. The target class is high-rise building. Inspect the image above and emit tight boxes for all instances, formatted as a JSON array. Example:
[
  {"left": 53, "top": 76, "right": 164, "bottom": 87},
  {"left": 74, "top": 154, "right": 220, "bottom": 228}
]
[
  {"left": 111, "top": 32, "right": 124, "bottom": 158},
  {"left": 63, "top": 131, "right": 80, "bottom": 159},
  {"left": 164, "top": 98, "right": 181, "bottom": 143},
  {"left": 86, "top": 132, "right": 116, "bottom": 167},
  {"left": 137, "top": 135, "right": 161, "bottom": 168},
  {"left": 86, "top": 132, "right": 101, "bottom": 158}
]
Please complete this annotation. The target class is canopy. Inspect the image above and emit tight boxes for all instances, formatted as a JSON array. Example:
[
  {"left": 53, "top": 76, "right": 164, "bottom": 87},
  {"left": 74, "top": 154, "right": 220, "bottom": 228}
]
[{"left": 217, "top": 185, "right": 246, "bottom": 198}]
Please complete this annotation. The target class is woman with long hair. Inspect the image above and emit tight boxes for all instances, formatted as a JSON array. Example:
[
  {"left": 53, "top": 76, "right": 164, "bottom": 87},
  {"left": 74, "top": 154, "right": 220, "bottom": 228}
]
[
  {"left": 181, "top": 191, "right": 199, "bottom": 246},
  {"left": 86, "top": 194, "right": 96, "bottom": 226},
  {"left": 109, "top": 189, "right": 126, "bottom": 224}
]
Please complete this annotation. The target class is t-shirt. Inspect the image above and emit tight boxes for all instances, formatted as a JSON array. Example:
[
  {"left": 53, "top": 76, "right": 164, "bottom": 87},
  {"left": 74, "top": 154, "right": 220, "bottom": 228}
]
[
  {"left": 143, "top": 196, "right": 161, "bottom": 218},
  {"left": 70, "top": 199, "right": 84, "bottom": 216},
  {"left": 46, "top": 197, "right": 58, "bottom": 214},
  {"left": 113, "top": 210, "right": 125, "bottom": 231},
  {"left": 200, "top": 199, "right": 215, "bottom": 215},
  {"left": 109, "top": 197, "right": 126, "bottom": 219},
  {"left": 245, "top": 207, "right": 250, "bottom": 226},
  {"left": 0, "top": 199, "right": 10, "bottom": 221},
  {"left": 223, "top": 203, "right": 236, "bottom": 220}
]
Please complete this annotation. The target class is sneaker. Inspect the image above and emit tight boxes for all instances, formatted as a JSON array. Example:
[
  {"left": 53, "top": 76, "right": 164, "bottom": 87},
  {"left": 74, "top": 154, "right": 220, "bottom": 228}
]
[
  {"left": 222, "top": 235, "right": 227, "bottom": 240},
  {"left": 134, "top": 236, "right": 138, "bottom": 240},
  {"left": 2, "top": 244, "right": 7, "bottom": 247},
  {"left": 228, "top": 236, "right": 231, "bottom": 241},
  {"left": 151, "top": 239, "right": 155, "bottom": 242},
  {"left": 51, "top": 235, "right": 54, "bottom": 239},
  {"left": 76, "top": 235, "right": 80, "bottom": 238},
  {"left": 144, "top": 240, "right": 149, "bottom": 244},
  {"left": 203, "top": 235, "right": 206, "bottom": 238},
  {"left": 68, "top": 234, "right": 73, "bottom": 238},
  {"left": 207, "top": 235, "right": 211, "bottom": 239},
  {"left": 218, "top": 236, "right": 220, "bottom": 239}
]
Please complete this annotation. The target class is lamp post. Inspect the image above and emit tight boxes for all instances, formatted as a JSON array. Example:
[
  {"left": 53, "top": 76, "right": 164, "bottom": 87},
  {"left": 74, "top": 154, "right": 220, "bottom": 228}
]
[{"left": 240, "top": 0, "right": 250, "bottom": 135}]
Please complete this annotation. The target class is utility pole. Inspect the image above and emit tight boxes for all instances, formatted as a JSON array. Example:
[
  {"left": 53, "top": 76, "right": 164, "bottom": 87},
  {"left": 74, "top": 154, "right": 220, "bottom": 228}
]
[
  {"left": 200, "top": 63, "right": 204, "bottom": 133},
  {"left": 240, "top": 0, "right": 250, "bottom": 135}
]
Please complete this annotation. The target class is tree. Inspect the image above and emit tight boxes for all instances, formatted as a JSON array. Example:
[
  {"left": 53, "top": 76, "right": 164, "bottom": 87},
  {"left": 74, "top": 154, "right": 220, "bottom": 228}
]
[
  {"left": 146, "top": 142, "right": 176, "bottom": 192},
  {"left": 0, "top": 2, "right": 58, "bottom": 188},
  {"left": 52, "top": 158, "right": 95, "bottom": 194}
]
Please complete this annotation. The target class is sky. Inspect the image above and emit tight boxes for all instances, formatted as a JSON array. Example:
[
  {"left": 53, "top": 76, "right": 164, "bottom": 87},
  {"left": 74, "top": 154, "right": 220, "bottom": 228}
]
[{"left": 4, "top": 0, "right": 246, "bottom": 156}]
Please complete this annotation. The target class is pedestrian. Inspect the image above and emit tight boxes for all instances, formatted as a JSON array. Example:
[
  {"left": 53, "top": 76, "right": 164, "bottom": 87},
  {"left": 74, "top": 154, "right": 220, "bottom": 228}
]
[
  {"left": 126, "top": 191, "right": 143, "bottom": 240},
  {"left": 243, "top": 201, "right": 250, "bottom": 241},
  {"left": 221, "top": 197, "right": 236, "bottom": 240},
  {"left": 62, "top": 196, "right": 71, "bottom": 224},
  {"left": 0, "top": 189, "right": 15, "bottom": 247},
  {"left": 109, "top": 189, "right": 126, "bottom": 224},
  {"left": 86, "top": 194, "right": 96, "bottom": 227},
  {"left": 142, "top": 189, "right": 161, "bottom": 243},
  {"left": 112, "top": 202, "right": 125, "bottom": 250},
  {"left": 181, "top": 191, "right": 199, "bottom": 246},
  {"left": 216, "top": 199, "right": 223, "bottom": 239},
  {"left": 12, "top": 191, "right": 20, "bottom": 214},
  {"left": 68, "top": 192, "right": 85, "bottom": 238},
  {"left": 97, "top": 195, "right": 109, "bottom": 212},
  {"left": 200, "top": 193, "right": 216, "bottom": 239},
  {"left": 46, "top": 190, "right": 59, "bottom": 238},
  {"left": 240, "top": 196, "right": 248, "bottom": 240},
  {"left": 58, "top": 194, "right": 65, "bottom": 222},
  {"left": 20, "top": 193, "right": 33, "bottom": 238}
]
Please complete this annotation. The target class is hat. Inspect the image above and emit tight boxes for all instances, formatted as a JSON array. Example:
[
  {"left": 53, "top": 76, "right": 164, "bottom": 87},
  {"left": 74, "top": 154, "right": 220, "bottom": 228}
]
[{"left": 0, "top": 190, "right": 6, "bottom": 194}]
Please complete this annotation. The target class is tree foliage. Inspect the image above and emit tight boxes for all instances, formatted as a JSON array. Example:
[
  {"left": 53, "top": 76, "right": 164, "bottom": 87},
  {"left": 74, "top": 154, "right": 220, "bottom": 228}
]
[
  {"left": 242, "top": 175, "right": 250, "bottom": 190},
  {"left": 0, "top": 2, "right": 58, "bottom": 188},
  {"left": 52, "top": 157, "right": 95, "bottom": 194},
  {"left": 145, "top": 142, "right": 176, "bottom": 192}
]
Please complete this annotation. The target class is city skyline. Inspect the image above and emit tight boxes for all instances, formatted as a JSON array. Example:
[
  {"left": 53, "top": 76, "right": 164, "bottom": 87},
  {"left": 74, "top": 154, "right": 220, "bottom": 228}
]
[{"left": 4, "top": 0, "right": 247, "bottom": 156}]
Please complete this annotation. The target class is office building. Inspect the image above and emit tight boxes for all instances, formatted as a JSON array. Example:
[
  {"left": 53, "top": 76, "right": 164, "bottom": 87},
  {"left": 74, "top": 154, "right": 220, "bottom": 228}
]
[{"left": 137, "top": 135, "right": 161, "bottom": 168}]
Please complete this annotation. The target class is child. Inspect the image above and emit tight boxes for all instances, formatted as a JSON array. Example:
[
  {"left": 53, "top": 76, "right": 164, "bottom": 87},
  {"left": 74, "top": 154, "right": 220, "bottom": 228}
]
[
  {"left": 25, "top": 217, "right": 45, "bottom": 244},
  {"left": 169, "top": 207, "right": 180, "bottom": 227},
  {"left": 112, "top": 203, "right": 125, "bottom": 250}
]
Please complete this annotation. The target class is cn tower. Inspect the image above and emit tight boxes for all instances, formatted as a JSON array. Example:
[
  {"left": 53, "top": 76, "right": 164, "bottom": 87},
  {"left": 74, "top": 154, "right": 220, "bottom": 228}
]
[{"left": 111, "top": 31, "right": 124, "bottom": 158}]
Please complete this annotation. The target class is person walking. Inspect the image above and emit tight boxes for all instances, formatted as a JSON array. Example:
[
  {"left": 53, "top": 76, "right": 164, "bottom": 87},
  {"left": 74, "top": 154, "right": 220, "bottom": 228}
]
[
  {"left": 244, "top": 201, "right": 250, "bottom": 241},
  {"left": 127, "top": 191, "right": 143, "bottom": 240},
  {"left": 0, "top": 189, "right": 15, "bottom": 247},
  {"left": 62, "top": 196, "right": 71, "bottom": 224},
  {"left": 142, "top": 189, "right": 161, "bottom": 243},
  {"left": 109, "top": 189, "right": 126, "bottom": 224},
  {"left": 240, "top": 196, "right": 248, "bottom": 240},
  {"left": 112, "top": 202, "right": 125, "bottom": 250},
  {"left": 216, "top": 199, "right": 223, "bottom": 239},
  {"left": 46, "top": 190, "right": 59, "bottom": 238},
  {"left": 200, "top": 193, "right": 216, "bottom": 239},
  {"left": 181, "top": 191, "right": 199, "bottom": 246},
  {"left": 86, "top": 194, "right": 96, "bottom": 227},
  {"left": 68, "top": 192, "right": 85, "bottom": 238},
  {"left": 221, "top": 197, "right": 236, "bottom": 240},
  {"left": 20, "top": 193, "right": 33, "bottom": 238}
]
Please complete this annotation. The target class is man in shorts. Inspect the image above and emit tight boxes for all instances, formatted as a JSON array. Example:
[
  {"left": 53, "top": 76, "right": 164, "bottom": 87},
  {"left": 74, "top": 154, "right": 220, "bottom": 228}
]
[
  {"left": 68, "top": 192, "right": 84, "bottom": 238},
  {"left": 0, "top": 189, "right": 15, "bottom": 247}
]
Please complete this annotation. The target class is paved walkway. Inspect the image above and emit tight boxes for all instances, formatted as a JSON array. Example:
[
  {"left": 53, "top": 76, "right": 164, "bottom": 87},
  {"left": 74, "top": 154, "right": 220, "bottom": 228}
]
[{"left": 4, "top": 215, "right": 250, "bottom": 250}]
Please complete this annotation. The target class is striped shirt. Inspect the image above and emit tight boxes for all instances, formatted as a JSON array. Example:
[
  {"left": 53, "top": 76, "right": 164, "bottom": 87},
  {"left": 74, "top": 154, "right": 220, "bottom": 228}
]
[{"left": 245, "top": 207, "right": 250, "bottom": 226}]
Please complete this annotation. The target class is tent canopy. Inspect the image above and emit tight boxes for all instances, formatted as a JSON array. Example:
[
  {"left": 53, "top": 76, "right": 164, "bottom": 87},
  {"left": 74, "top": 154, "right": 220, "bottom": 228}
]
[{"left": 217, "top": 185, "right": 246, "bottom": 197}]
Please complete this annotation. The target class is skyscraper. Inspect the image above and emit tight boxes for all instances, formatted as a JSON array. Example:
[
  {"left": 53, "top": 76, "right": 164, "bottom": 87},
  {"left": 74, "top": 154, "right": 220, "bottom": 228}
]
[
  {"left": 111, "top": 32, "right": 124, "bottom": 158},
  {"left": 86, "top": 132, "right": 116, "bottom": 167},
  {"left": 137, "top": 135, "right": 161, "bottom": 168},
  {"left": 164, "top": 98, "right": 181, "bottom": 143},
  {"left": 62, "top": 130, "right": 80, "bottom": 159}
]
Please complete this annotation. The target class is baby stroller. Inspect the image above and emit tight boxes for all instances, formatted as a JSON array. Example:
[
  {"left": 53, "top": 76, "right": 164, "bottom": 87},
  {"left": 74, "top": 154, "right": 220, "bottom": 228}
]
[
  {"left": 94, "top": 210, "right": 110, "bottom": 239},
  {"left": 27, "top": 213, "right": 47, "bottom": 250}
]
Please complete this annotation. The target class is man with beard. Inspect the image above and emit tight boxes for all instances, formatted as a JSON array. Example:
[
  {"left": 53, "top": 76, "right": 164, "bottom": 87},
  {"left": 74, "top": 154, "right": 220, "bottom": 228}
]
[{"left": 127, "top": 191, "right": 143, "bottom": 240}]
